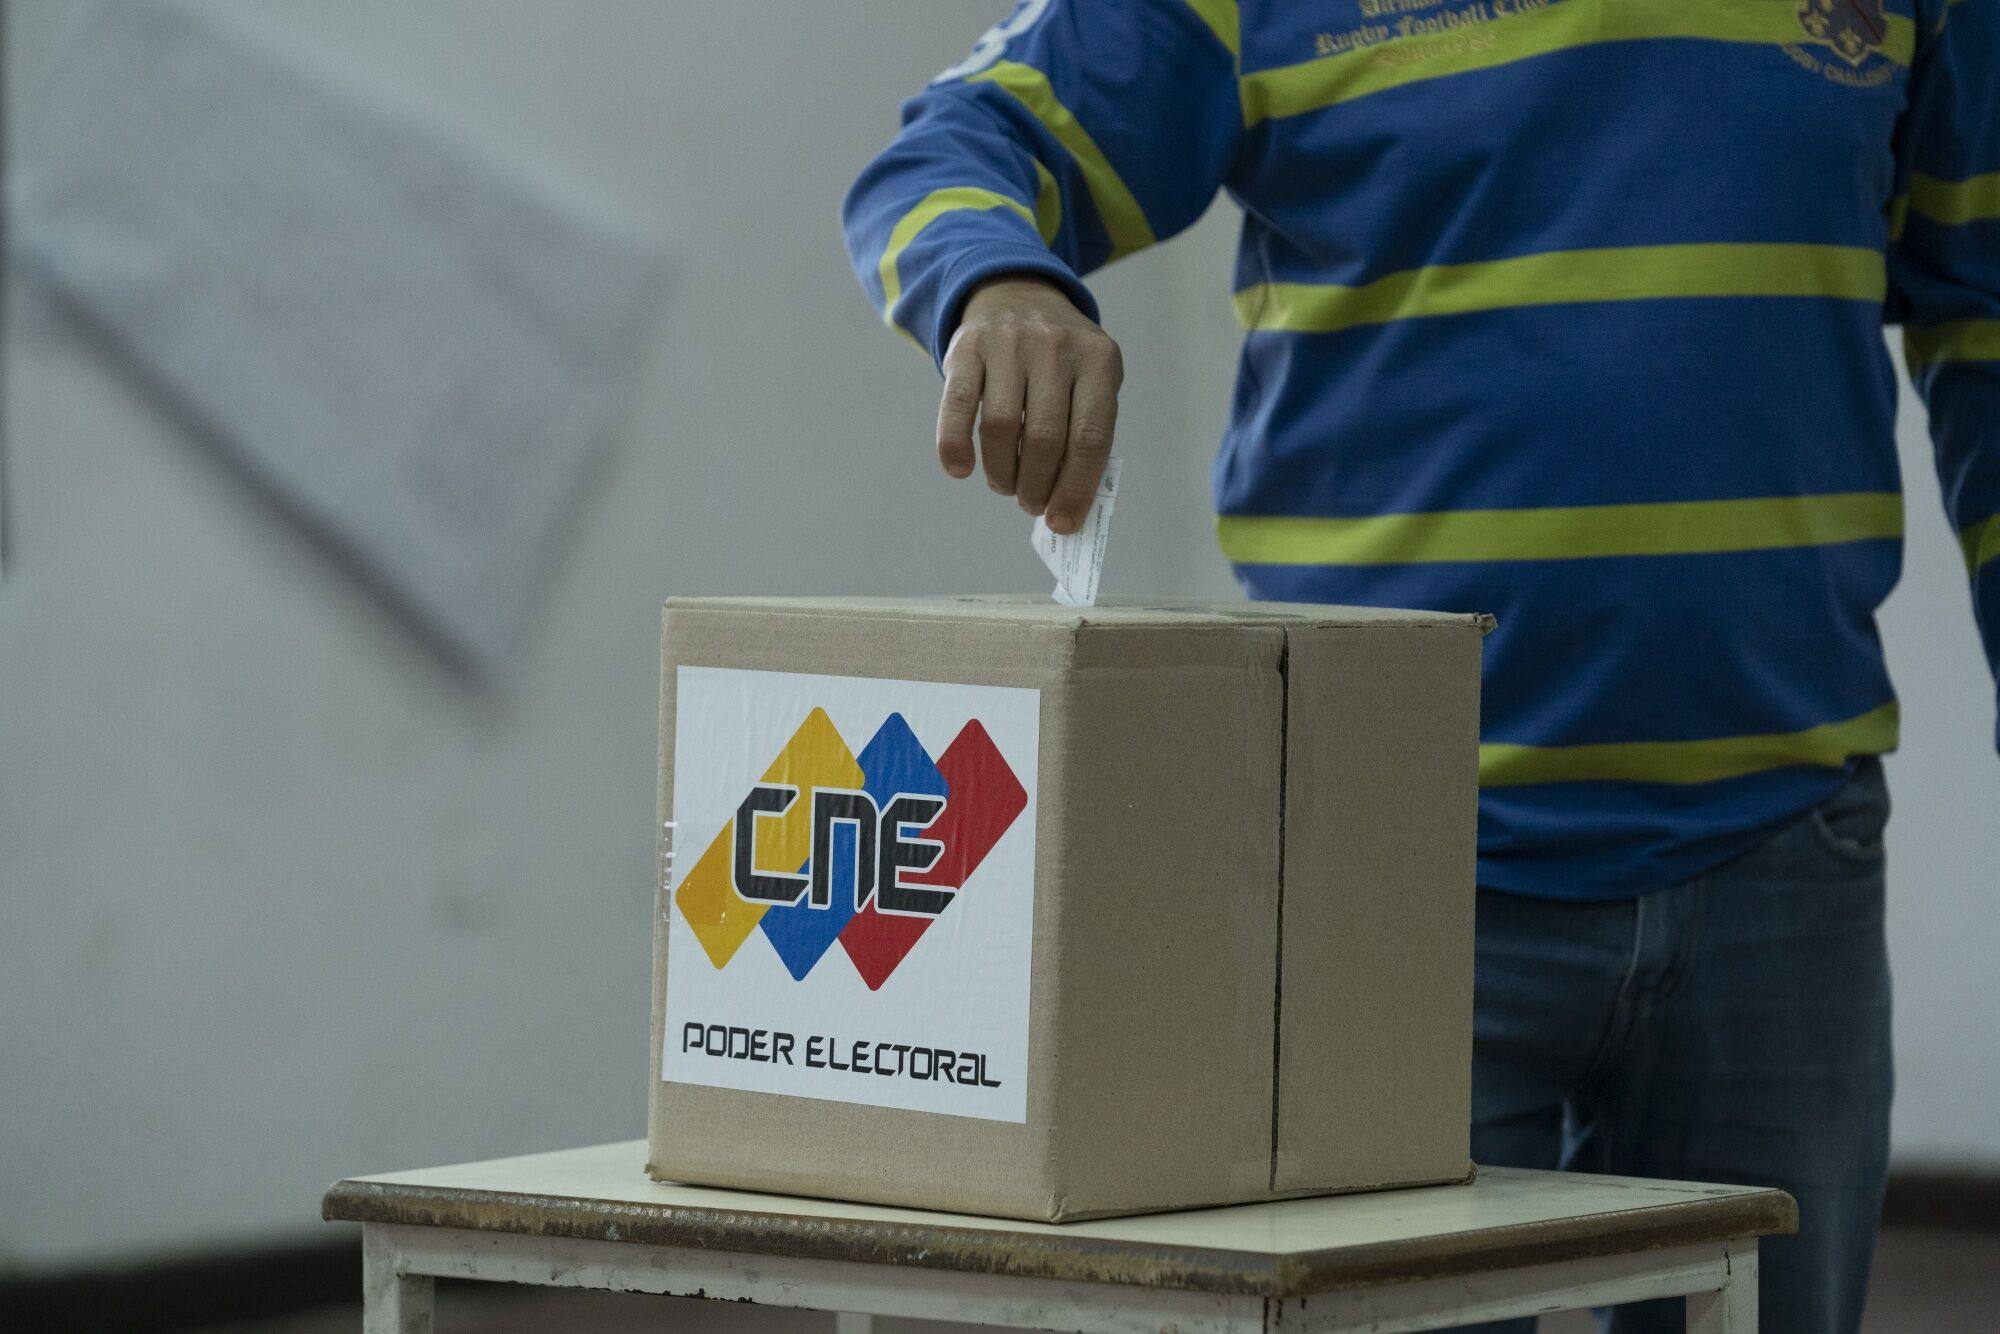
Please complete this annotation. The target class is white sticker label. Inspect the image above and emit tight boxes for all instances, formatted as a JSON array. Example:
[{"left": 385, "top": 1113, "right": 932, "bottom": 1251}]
[
  {"left": 1031, "top": 455, "right": 1120, "bottom": 607},
  {"left": 663, "top": 667, "right": 1040, "bottom": 1122}
]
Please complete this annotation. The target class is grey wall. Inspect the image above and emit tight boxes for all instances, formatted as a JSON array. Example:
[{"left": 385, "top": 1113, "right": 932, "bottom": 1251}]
[
  {"left": 2, "top": 0, "right": 1993, "bottom": 1276},
  {"left": 0, "top": 0, "right": 1231, "bottom": 1270},
  {"left": 1876, "top": 383, "right": 2000, "bottom": 1167}
]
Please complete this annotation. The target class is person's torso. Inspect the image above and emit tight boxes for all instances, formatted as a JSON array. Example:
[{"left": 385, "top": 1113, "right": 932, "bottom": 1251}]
[{"left": 1213, "top": 0, "right": 1926, "bottom": 896}]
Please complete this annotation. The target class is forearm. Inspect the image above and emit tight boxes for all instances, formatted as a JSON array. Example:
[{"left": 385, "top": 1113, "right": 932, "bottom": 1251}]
[{"left": 842, "top": 103, "right": 1096, "bottom": 363}]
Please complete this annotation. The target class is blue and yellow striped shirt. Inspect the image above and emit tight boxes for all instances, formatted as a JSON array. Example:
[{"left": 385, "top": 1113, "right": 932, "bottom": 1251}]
[{"left": 843, "top": 0, "right": 2000, "bottom": 898}]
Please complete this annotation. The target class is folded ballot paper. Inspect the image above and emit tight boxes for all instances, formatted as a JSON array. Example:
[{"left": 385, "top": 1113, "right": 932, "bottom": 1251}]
[{"left": 1029, "top": 456, "right": 1121, "bottom": 607}]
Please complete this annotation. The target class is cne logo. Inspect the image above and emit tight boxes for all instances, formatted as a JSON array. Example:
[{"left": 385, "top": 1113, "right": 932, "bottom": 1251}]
[{"left": 674, "top": 708, "right": 1027, "bottom": 989}]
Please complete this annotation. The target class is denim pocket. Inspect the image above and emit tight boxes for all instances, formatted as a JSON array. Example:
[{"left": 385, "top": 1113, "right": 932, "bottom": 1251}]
[{"left": 1807, "top": 759, "right": 1891, "bottom": 865}]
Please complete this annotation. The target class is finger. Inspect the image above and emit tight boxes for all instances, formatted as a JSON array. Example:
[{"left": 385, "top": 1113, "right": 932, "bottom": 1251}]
[
  {"left": 1014, "top": 354, "right": 1075, "bottom": 517},
  {"left": 936, "top": 352, "right": 983, "bottom": 479},
  {"left": 1044, "top": 353, "right": 1120, "bottom": 534},
  {"left": 978, "top": 353, "right": 1025, "bottom": 497}
]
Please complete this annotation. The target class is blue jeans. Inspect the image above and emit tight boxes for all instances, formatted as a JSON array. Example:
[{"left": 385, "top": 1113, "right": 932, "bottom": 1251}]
[{"left": 1459, "top": 760, "right": 1893, "bottom": 1333}]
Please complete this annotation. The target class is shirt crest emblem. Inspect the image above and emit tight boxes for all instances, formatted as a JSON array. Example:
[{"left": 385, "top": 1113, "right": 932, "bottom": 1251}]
[{"left": 1796, "top": 0, "right": 1888, "bottom": 68}]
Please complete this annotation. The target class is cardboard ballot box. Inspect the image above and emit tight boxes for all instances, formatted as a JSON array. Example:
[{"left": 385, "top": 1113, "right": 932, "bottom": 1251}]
[{"left": 649, "top": 596, "right": 1490, "bottom": 1222}]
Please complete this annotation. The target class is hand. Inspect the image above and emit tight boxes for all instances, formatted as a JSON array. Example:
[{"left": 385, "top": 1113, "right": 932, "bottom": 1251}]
[{"left": 937, "top": 274, "right": 1123, "bottom": 535}]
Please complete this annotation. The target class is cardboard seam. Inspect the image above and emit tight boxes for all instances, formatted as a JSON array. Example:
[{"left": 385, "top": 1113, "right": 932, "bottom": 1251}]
[
  {"left": 1038, "top": 621, "right": 1084, "bottom": 1206},
  {"left": 1268, "top": 634, "right": 1290, "bottom": 1193}
]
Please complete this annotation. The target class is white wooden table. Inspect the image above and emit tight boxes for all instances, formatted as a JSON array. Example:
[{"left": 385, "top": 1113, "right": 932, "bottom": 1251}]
[{"left": 322, "top": 1141, "right": 1793, "bottom": 1333}]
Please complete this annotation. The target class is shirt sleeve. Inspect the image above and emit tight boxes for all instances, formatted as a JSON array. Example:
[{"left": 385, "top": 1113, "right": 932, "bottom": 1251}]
[
  {"left": 841, "top": 0, "right": 1242, "bottom": 365},
  {"left": 1889, "top": 0, "right": 2000, "bottom": 748}
]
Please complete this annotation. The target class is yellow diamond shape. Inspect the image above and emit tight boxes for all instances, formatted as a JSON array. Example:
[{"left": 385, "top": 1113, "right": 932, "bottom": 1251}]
[{"left": 675, "top": 708, "right": 864, "bottom": 968}]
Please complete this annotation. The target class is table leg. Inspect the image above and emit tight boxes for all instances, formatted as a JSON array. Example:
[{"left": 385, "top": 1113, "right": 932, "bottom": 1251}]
[
  {"left": 1685, "top": 1243, "right": 1758, "bottom": 1333},
  {"left": 363, "top": 1223, "right": 436, "bottom": 1334}
]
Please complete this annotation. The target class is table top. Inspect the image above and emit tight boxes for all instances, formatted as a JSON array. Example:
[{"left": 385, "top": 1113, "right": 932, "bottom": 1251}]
[{"left": 323, "top": 1141, "right": 1794, "bottom": 1299}]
